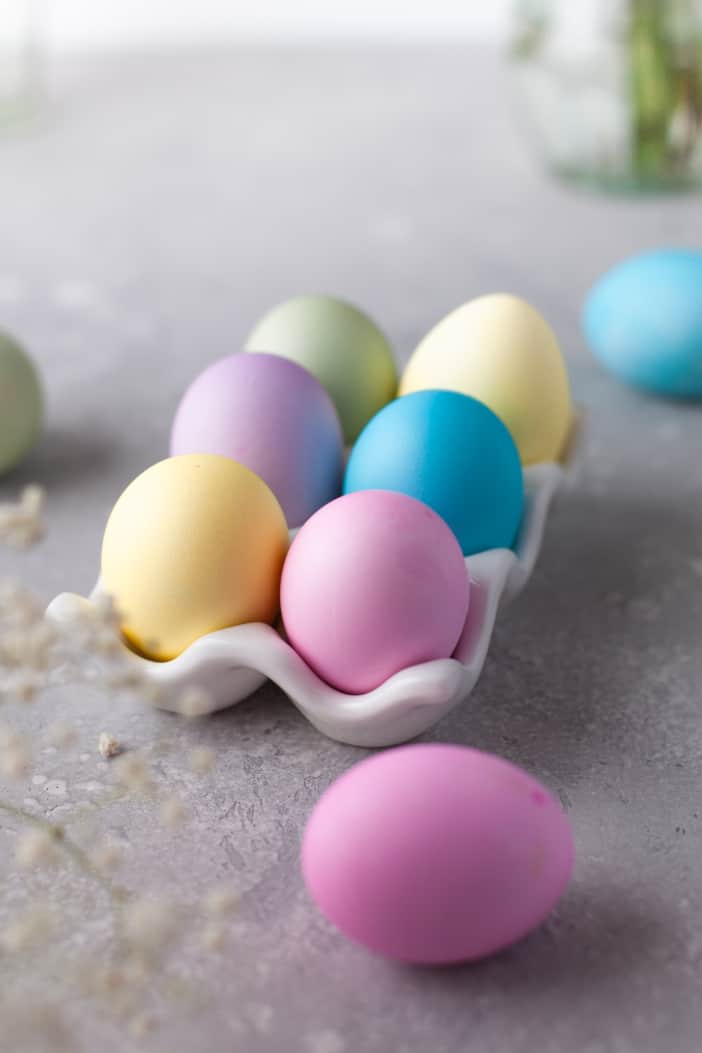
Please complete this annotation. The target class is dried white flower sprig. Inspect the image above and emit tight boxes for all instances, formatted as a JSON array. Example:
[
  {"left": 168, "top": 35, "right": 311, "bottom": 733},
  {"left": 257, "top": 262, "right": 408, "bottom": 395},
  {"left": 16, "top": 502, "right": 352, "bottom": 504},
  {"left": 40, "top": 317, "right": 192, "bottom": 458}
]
[
  {"left": 98, "top": 731, "right": 122, "bottom": 758},
  {"left": 0, "top": 485, "right": 46, "bottom": 548},
  {"left": 0, "top": 485, "right": 233, "bottom": 1040}
]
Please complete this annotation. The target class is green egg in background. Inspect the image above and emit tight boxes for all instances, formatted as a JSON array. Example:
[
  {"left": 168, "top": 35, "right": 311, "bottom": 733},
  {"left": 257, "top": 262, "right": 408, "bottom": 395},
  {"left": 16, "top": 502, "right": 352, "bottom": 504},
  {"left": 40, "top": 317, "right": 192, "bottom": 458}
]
[
  {"left": 245, "top": 295, "right": 397, "bottom": 443},
  {"left": 0, "top": 329, "right": 43, "bottom": 475}
]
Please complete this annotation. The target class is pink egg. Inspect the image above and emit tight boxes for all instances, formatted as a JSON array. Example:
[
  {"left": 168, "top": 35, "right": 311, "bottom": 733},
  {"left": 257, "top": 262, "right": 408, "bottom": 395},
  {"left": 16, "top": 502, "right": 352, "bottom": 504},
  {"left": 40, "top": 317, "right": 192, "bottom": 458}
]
[
  {"left": 302, "top": 744, "right": 574, "bottom": 964},
  {"left": 280, "top": 491, "right": 470, "bottom": 694}
]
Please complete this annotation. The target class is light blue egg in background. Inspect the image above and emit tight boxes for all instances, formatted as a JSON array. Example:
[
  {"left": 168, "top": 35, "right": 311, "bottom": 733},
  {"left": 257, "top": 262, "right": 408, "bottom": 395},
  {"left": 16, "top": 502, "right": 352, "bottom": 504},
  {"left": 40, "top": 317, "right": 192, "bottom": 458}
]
[
  {"left": 583, "top": 248, "right": 702, "bottom": 398},
  {"left": 343, "top": 389, "right": 524, "bottom": 557}
]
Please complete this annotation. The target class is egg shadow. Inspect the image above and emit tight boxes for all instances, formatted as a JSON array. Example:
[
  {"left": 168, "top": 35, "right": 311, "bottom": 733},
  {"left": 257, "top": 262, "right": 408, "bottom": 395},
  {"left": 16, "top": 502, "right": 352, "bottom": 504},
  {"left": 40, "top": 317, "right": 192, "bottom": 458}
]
[
  {"left": 0, "top": 426, "right": 119, "bottom": 494},
  {"left": 402, "top": 879, "right": 675, "bottom": 1000},
  {"left": 432, "top": 488, "right": 698, "bottom": 781}
]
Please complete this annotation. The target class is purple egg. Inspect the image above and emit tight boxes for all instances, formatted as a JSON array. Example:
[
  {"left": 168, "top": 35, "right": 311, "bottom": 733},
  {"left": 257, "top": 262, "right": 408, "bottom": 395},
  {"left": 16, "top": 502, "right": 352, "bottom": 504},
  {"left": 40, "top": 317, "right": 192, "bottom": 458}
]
[{"left": 170, "top": 353, "right": 344, "bottom": 527}]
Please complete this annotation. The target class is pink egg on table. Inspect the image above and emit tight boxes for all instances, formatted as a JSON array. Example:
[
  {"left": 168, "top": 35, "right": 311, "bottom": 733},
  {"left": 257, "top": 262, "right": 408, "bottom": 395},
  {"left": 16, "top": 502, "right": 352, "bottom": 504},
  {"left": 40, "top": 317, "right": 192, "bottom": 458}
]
[
  {"left": 302, "top": 744, "right": 574, "bottom": 964},
  {"left": 280, "top": 490, "right": 470, "bottom": 694},
  {"left": 170, "top": 352, "right": 344, "bottom": 527}
]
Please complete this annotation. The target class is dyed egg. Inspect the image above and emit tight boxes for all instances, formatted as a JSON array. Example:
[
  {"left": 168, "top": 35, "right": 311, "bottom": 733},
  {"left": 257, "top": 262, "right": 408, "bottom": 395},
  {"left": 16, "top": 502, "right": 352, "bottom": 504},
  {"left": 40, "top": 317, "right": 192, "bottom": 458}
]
[
  {"left": 583, "top": 248, "right": 702, "bottom": 397},
  {"left": 400, "top": 294, "right": 571, "bottom": 465},
  {"left": 302, "top": 744, "right": 574, "bottom": 963},
  {"left": 245, "top": 295, "right": 397, "bottom": 443},
  {"left": 170, "top": 353, "right": 343, "bottom": 527},
  {"left": 281, "top": 491, "right": 469, "bottom": 694},
  {"left": 101, "top": 454, "right": 288, "bottom": 660},
  {"left": 343, "top": 390, "right": 523, "bottom": 557},
  {"left": 0, "top": 330, "right": 43, "bottom": 475}
]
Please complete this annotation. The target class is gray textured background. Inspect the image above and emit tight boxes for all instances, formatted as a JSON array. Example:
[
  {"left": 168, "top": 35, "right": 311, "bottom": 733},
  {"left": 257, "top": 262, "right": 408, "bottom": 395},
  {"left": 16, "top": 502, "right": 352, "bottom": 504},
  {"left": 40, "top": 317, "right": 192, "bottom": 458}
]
[{"left": 1, "top": 48, "right": 701, "bottom": 1053}]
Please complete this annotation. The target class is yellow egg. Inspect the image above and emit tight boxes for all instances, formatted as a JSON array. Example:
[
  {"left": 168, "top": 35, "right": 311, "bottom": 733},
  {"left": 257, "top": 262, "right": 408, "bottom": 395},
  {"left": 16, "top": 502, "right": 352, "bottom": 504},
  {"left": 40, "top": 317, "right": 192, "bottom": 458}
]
[
  {"left": 101, "top": 454, "right": 288, "bottom": 660},
  {"left": 399, "top": 294, "right": 572, "bottom": 465}
]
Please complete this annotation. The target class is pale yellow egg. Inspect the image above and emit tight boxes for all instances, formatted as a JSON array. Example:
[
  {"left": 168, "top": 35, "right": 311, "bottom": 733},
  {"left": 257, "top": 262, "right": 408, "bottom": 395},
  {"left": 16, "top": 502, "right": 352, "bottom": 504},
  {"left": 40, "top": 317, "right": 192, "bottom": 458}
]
[
  {"left": 400, "top": 294, "right": 572, "bottom": 465},
  {"left": 101, "top": 454, "right": 288, "bottom": 660}
]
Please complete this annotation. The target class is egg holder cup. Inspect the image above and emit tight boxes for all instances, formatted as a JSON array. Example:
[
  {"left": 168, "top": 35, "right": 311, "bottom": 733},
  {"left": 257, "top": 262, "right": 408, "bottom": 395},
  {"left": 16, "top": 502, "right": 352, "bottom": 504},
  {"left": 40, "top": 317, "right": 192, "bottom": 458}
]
[{"left": 46, "top": 418, "right": 582, "bottom": 748}]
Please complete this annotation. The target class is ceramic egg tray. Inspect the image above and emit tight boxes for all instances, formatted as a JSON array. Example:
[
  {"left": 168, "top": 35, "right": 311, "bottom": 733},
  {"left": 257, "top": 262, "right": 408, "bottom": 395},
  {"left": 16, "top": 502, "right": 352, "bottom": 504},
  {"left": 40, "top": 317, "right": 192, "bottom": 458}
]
[{"left": 46, "top": 422, "right": 580, "bottom": 748}]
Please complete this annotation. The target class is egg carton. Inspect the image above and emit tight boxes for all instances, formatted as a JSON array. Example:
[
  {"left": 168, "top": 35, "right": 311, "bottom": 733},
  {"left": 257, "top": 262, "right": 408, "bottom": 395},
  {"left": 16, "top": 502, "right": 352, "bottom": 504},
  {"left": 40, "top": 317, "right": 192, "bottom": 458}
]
[{"left": 46, "top": 421, "right": 581, "bottom": 748}]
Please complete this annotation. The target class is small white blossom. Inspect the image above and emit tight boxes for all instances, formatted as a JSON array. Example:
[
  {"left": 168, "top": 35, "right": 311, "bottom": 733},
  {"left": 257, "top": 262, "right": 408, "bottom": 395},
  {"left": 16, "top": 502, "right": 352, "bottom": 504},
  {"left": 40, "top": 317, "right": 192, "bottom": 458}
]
[
  {"left": 0, "top": 741, "right": 30, "bottom": 779},
  {"left": 98, "top": 732, "right": 121, "bottom": 759},
  {"left": 188, "top": 747, "right": 215, "bottom": 775},
  {"left": 306, "top": 1029, "right": 346, "bottom": 1053},
  {"left": 4, "top": 670, "right": 43, "bottom": 704},
  {"left": 202, "top": 883, "right": 239, "bottom": 917},
  {"left": 159, "top": 794, "right": 188, "bottom": 830},
  {"left": 123, "top": 896, "right": 176, "bottom": 952},
  {"left": 0, "top": 903, "right": 53, "bottom": 952},
  {"left": 92, "top": 840, "right": 122, "bottom": 873},
  {"left": 177, "top": 685, "right": 212, "bottom": 719},
  {"left": 45, "top": 720, "right": 78, "bottom": 748},
  {"left": 15, "top": 826, "right": 60, "bottom": 869},
  {"left": 103, "top": 665, "right": 146, "bottom": 691},
  {"left": 129, "top": 1012, "right": 157, "bottom": 1038},
  {"left": 93, "top": 592, "right": 123, "bottom": 631},
  {"left": 200, "top": 922, "right": 226, "bottom": 951},
  {"left": 0, "top": 485, "right": 46, "bottom": 548},
  {"left": 0, "top": 721, "right": 23, "bottom": 750},
  {"left": 115, "top": 754, "right": 152, "bottom": 793}
]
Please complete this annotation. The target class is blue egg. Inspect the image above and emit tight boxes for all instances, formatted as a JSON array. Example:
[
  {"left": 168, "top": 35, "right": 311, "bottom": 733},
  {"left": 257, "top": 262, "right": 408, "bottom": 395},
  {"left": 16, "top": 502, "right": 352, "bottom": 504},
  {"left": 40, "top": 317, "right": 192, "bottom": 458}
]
[
  {"left": 343, "top": 390, "right": 524, "bottom": 556},
  {"left": 583, "top": 248, "right": 702, "bottom": 398}
]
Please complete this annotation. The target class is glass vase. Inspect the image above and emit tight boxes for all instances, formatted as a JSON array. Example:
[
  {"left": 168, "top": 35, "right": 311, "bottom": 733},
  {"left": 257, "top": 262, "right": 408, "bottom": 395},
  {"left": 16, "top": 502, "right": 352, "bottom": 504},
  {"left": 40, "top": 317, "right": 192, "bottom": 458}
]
[
  {"left": 0, "top": 0, "right": 45, "bottom": 127},
  {"left": 510, "top": 0, "right": 702, "bottom": 191}
]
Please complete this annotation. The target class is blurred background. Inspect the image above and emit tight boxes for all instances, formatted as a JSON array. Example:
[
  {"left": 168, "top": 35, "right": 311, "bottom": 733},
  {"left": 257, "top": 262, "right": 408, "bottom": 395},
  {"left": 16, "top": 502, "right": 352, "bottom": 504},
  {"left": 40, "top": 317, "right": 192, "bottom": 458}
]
[
  {"left": 11, "top": 3, "right": 513, "bottom": 49},
  {"left": 1, "top": 0, "right": 701, "bottom": 596}
]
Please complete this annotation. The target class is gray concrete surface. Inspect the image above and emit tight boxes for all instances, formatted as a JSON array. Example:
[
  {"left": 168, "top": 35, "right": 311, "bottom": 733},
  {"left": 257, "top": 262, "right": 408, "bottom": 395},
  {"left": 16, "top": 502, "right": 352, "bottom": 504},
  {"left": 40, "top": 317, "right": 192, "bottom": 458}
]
[{"left": 0, "top": 47, "right": 701, "bottom": 1053}]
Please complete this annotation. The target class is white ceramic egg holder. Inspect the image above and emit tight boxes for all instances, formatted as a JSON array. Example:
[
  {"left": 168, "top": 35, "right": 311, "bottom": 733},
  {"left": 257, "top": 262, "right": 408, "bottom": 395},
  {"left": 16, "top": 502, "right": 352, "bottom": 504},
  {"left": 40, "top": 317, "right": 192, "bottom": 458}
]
[{"left": 46, "top": 425, "right": 580, "bottom": 748}]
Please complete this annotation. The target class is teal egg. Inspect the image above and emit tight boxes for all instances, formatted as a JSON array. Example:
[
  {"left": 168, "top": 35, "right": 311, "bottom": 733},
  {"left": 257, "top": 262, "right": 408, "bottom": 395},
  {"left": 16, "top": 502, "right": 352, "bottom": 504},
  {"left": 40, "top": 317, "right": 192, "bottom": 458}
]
[
  {"left": 0, "top": 330, "right": 43, "bottom": 475},
  {"left": 583, "top": 248, "right": 702, "bottom": 398},
  {"left": 343, "top": 390, "right": 524, "bottom": 557}
]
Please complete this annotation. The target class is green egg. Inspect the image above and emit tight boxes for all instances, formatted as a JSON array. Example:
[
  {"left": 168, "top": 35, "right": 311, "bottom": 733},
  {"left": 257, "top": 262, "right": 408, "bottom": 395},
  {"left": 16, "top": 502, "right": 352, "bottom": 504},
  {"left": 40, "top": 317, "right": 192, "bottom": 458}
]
[
  {"left": 0, "top": 329, "right": 43, "bottom": 475},
  {"left": 245, "top": 296, "right": 397, "bottom": 443}
]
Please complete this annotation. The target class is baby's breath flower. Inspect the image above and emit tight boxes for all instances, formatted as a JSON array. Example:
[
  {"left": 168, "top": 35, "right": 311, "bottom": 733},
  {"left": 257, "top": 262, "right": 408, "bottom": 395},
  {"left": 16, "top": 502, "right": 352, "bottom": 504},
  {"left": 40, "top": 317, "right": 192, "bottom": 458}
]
[
  {"left": 115, "top": 753, "right": 152, "bottom": 793},
  {"left": 121, "top": 952, "right": 150, "bottom": 986},
  {"left": 139, "top": 681, "right": 163, "bottom": 705},
  {"left": 89, "top": 963, "right": 128, "bottom": 997},
  {"left": 160, "top": 794, "right": 188, "bottom": 830},
  {"left": 0, "top": 485, "right": 46, "bottom": 548},
  {"left": 4, "top": 669, "right": 43, "bottom": 704},
  {"left": 0, "top": 902, "right": 54, "bottom": 952},
  {"left": 92, "top": 840, "right": 122, "bottom": 874},
  {"left": 201, "top": 883, "right": 239, "bottom": 917},
  {"left": 45, "top": 719, "right": 78, "bottom": 749},
  {"left": 92, "top": 592, "right": 123, "bottom": 631},
  {"left": 177, "top": 685, "right": 212, "bottom": 719},
  {"left": 15, "top": 826, "right": 60, "bottom": 869},
  {"left": 0, "top": 721, "right": 22, "bottom": 750},
  {"left": 98, "top": 732, "right": 121, "bottom": 759},
  {"left": 0, "top": 740, "right": 30, "bottom": 779},
  {"left": 0, "top": 623, "right": 56, "bottom": 672},
  {"left": 103, "top": 665, "right": 146, "bottom": 691},
  {"left": 0, "top": 580, "right": 43, "bottom": 627},
  {"left": 188, "top": 747, "right": 215, "bottom": 775},
  {"left": 92, "top": 631, "right": 126, "bottom": 660},
  {"left": 123, "top": 896, "right": 177, "bottom": 952},
  {"left": 200, "top": 922, "right": 226, "bottom": 951},
  {"left": 129, "top": 1012, "right": 157, "bottom": 1038},
  {"left": 20, "top": 483, "right": 45, "bottom": 518}
]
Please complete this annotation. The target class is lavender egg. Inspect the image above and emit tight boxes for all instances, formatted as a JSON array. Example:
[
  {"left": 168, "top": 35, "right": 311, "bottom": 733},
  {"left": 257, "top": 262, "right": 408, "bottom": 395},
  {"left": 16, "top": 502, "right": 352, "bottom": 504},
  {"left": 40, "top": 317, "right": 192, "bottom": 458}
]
[{"left": 170, "top": 353, "right": 344, "bottom": 527}]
